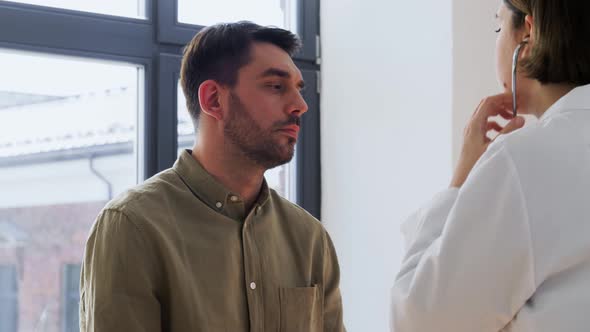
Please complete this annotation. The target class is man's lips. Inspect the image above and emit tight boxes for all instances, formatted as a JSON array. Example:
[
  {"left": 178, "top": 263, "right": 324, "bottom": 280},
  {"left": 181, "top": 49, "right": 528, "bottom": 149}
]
[{"left": 277, "top": 124, "right": 300, "bottom": 139}]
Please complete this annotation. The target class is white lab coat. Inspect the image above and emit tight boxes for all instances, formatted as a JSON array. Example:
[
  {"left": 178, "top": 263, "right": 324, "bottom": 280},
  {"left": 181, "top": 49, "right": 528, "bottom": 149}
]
[{"left": 391, "top": 84, "right": 590, "bottom": 332}]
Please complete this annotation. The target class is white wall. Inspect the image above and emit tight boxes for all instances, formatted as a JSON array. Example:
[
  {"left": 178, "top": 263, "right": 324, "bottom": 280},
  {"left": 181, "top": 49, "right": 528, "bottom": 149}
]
[
  {"left": 452, "top": 0, "right": 502, "bottom": 161},
  {"left": 321, "top": 0, "right": 453, "bottom": 330},
  {"left": 322, "top": 0, "right": 510, "bottom": 331}
]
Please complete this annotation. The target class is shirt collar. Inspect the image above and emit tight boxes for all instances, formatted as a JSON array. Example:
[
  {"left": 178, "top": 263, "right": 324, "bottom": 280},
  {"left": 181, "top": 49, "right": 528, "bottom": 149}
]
[
  {"left": 173, "top": 150, "right": 270, "bottom": 221},
  {"left": 541, "top": 83, "right": 590, "bottom": 122}
]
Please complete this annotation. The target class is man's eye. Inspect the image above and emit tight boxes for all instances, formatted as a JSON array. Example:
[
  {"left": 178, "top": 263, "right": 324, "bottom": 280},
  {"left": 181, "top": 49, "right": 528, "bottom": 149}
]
[{"left": 266, "top": 83, "right": 284, "bottom": 92}]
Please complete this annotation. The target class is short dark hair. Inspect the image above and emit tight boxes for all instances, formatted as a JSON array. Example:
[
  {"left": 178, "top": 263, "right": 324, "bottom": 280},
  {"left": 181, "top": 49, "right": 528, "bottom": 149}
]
[
  {"left": 504, "top": 0, "right": 590, "bottom": 85},
  {"left": 180, "top": 21, "right": 301, "bottom": 123}
]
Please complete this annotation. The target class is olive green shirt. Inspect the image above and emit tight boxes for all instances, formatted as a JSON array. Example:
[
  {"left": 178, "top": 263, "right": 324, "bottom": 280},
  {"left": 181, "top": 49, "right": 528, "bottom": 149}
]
[{"left": 80, "top": 150, "right": 345, "bottom": 332}]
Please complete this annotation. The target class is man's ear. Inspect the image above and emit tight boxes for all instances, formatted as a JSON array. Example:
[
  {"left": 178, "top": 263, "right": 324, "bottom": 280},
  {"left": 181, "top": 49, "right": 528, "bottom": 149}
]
[{"left": 198, "top": 80, "right": 224, "bottom": 121}]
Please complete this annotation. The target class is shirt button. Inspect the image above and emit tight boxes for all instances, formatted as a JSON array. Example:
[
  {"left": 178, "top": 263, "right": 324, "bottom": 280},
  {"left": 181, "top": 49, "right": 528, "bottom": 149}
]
[
  {"left": 250, "top": 282, "right": 257, "bottom": 290},
  {"left": 230, "top": 195, "right": 239, "bottom": 202},
  {"left": 256, "top": 206, "right": 262, "bottom": 214},
  {"left": 215, "top": 202, "right": 223, "bottom": 209}
]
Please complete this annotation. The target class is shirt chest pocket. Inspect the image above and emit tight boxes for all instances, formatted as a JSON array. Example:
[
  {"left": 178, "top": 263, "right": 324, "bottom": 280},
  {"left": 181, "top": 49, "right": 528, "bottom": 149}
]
[{"left": 279, "top": 285, "right": 323, "bottom": 332}]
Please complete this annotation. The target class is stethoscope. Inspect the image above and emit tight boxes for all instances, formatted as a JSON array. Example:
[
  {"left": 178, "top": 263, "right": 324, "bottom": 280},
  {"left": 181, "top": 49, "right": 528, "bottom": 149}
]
[{"left": 511, "top": 37, "right": 529, "bottom": 117}]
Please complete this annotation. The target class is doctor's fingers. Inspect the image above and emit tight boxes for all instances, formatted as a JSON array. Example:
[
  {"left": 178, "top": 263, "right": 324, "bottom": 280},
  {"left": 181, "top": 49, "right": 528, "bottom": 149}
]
[
  {"left": 486, "top": 121, "right": 504, "bottom": 134},
  {"left": 473, "top": 93, "right": 513, "bottom": 121},
  {"left": 482, "top": 121, "right": 503, "bottom": 142},
  {"left": 498, "top": 116, "right": 526, "bottom": 136},
  {"left": 485, "top": 116, "right": 526, "bottom": 143}
]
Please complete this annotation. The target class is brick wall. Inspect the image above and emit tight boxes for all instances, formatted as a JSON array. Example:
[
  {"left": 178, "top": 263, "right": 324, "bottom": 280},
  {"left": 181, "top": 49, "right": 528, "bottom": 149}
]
[{"left": 0, "top": 201, "right": 105, "bottom": 332}]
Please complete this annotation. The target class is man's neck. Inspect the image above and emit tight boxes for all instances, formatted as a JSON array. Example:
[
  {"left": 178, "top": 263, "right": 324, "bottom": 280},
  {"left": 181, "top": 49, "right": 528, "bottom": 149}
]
[{"left": 192, "top": 141, "right": 265, "bottom": 212}]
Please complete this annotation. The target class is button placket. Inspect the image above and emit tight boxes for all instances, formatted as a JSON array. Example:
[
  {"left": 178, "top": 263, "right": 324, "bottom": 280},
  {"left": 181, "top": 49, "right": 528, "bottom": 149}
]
[{"left": 242, "top": 212, "right": 263, "bottom": 330}]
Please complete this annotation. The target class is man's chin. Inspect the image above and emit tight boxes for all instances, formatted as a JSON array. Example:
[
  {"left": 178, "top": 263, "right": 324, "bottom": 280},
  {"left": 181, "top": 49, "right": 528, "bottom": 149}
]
[
  {"left": 274, "top": 148, "right": 295, "bottom": 167},
  {"left": 278, "top": 150, "right": 295, "bottom": 165},
  {"left": 276, "top": 134, "right": 297, "bottom": 145},
  {"left": 273, "top": 137, "right": 296, "bottom": 151}
]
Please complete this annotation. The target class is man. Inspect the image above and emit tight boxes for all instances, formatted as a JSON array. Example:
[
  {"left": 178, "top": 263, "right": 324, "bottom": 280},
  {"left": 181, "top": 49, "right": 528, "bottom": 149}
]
[{"left": 80, "top": 22, "right": 344, "bottom": 331}]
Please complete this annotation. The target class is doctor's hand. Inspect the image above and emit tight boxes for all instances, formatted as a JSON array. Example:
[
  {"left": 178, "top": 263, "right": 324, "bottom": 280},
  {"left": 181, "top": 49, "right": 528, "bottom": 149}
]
[{"left": 450, "top": 93, "right": 525, "bottom": 188}]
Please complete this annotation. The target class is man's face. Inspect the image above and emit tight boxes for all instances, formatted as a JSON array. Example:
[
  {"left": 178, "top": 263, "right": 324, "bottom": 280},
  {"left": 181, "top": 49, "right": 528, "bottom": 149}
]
[{"left": 223, "top": 42, "right": 308, "bottom": 170}]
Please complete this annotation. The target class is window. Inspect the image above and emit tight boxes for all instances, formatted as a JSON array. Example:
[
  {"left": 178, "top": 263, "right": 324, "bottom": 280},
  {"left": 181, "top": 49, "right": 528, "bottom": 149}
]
[
  {"left": 3, "top": 0, "right": 146, "bottom": 18},
  {"left": 156, "top": 0, "right": 318, "bottom": 62},
  {"left": 62, "top": 264, "right": 81, "bottom": 332},
  {"left": 0, "top": 49, "right": 143, "bottom": 203},
  {"left": 177, "top": 80, "right": 194, "bottom": 153},
  {"left": 0, "top": 265, "right": 18, "bottom": 332},
  {"left": 0, "top": 0, "right": 319, "bottom": 327},
  {"left": 0, "top": 49, "right": 143, "bottom": 331},
  {"left": 177, "top": 0, "right": 298, "bottom": 32}
]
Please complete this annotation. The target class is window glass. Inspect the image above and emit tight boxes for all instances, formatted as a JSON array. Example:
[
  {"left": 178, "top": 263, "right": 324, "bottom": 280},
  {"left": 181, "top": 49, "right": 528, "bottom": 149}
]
[
  {"left": 3, "top": 0, "right": 146, "bottom": 19},
  {"left": 0, "top": 49, "right": 143, "bottom": 331}
]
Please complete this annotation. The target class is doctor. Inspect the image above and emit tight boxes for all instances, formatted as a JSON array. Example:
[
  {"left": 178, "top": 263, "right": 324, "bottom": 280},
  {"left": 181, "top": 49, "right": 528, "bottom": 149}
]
[{"left": 391, "top": 0, "right": 590, "bottom": 331}]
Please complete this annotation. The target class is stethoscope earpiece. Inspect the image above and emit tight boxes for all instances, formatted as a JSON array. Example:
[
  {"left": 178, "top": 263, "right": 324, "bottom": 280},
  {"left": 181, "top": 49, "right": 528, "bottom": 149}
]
[{"left": 511, "top": 38, "right": 529, "bottom": 117}]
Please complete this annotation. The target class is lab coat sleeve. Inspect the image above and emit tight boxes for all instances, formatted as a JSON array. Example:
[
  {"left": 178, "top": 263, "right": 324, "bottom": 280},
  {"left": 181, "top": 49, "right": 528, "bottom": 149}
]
[{"left": 391, "top": 145, "right": 536, "bottom": 332}]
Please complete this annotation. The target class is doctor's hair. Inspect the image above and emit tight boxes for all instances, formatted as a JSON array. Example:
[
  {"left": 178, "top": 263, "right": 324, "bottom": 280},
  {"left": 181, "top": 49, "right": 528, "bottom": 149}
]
[
  {"left": 504, "top": 0, "right": 590, "bottom": 86},
  {"left": 180, "top": 21, "right": 301, "bottom": 124}
]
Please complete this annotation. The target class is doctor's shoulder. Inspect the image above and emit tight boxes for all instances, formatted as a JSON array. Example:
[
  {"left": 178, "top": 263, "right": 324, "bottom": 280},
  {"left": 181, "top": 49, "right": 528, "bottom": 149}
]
[{"left": 484, "top": 118, "right": 572, "bottom": 175}]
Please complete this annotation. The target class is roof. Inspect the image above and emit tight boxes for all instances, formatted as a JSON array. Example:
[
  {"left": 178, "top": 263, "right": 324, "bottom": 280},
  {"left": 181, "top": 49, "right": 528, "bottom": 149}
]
[{"left": 0, "top": 88, "right": 194, "bottom": 167}]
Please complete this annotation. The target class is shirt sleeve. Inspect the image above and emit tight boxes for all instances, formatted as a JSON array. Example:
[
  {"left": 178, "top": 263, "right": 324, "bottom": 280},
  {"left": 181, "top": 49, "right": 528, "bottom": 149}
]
[
  {"left": 80, "top": 209, "right": 161, "bottom": 332},
  {"left": 391, "top": 146, "right": 537, "bottom": 332},
  {"left": 323, "top": 230, "right": 346, "bottom": 332}
]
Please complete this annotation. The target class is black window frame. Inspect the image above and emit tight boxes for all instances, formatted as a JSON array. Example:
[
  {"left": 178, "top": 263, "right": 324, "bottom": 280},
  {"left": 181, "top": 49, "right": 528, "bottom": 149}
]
[{"left": 0, "top": 0, "right": 321, "bottom": 218}]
